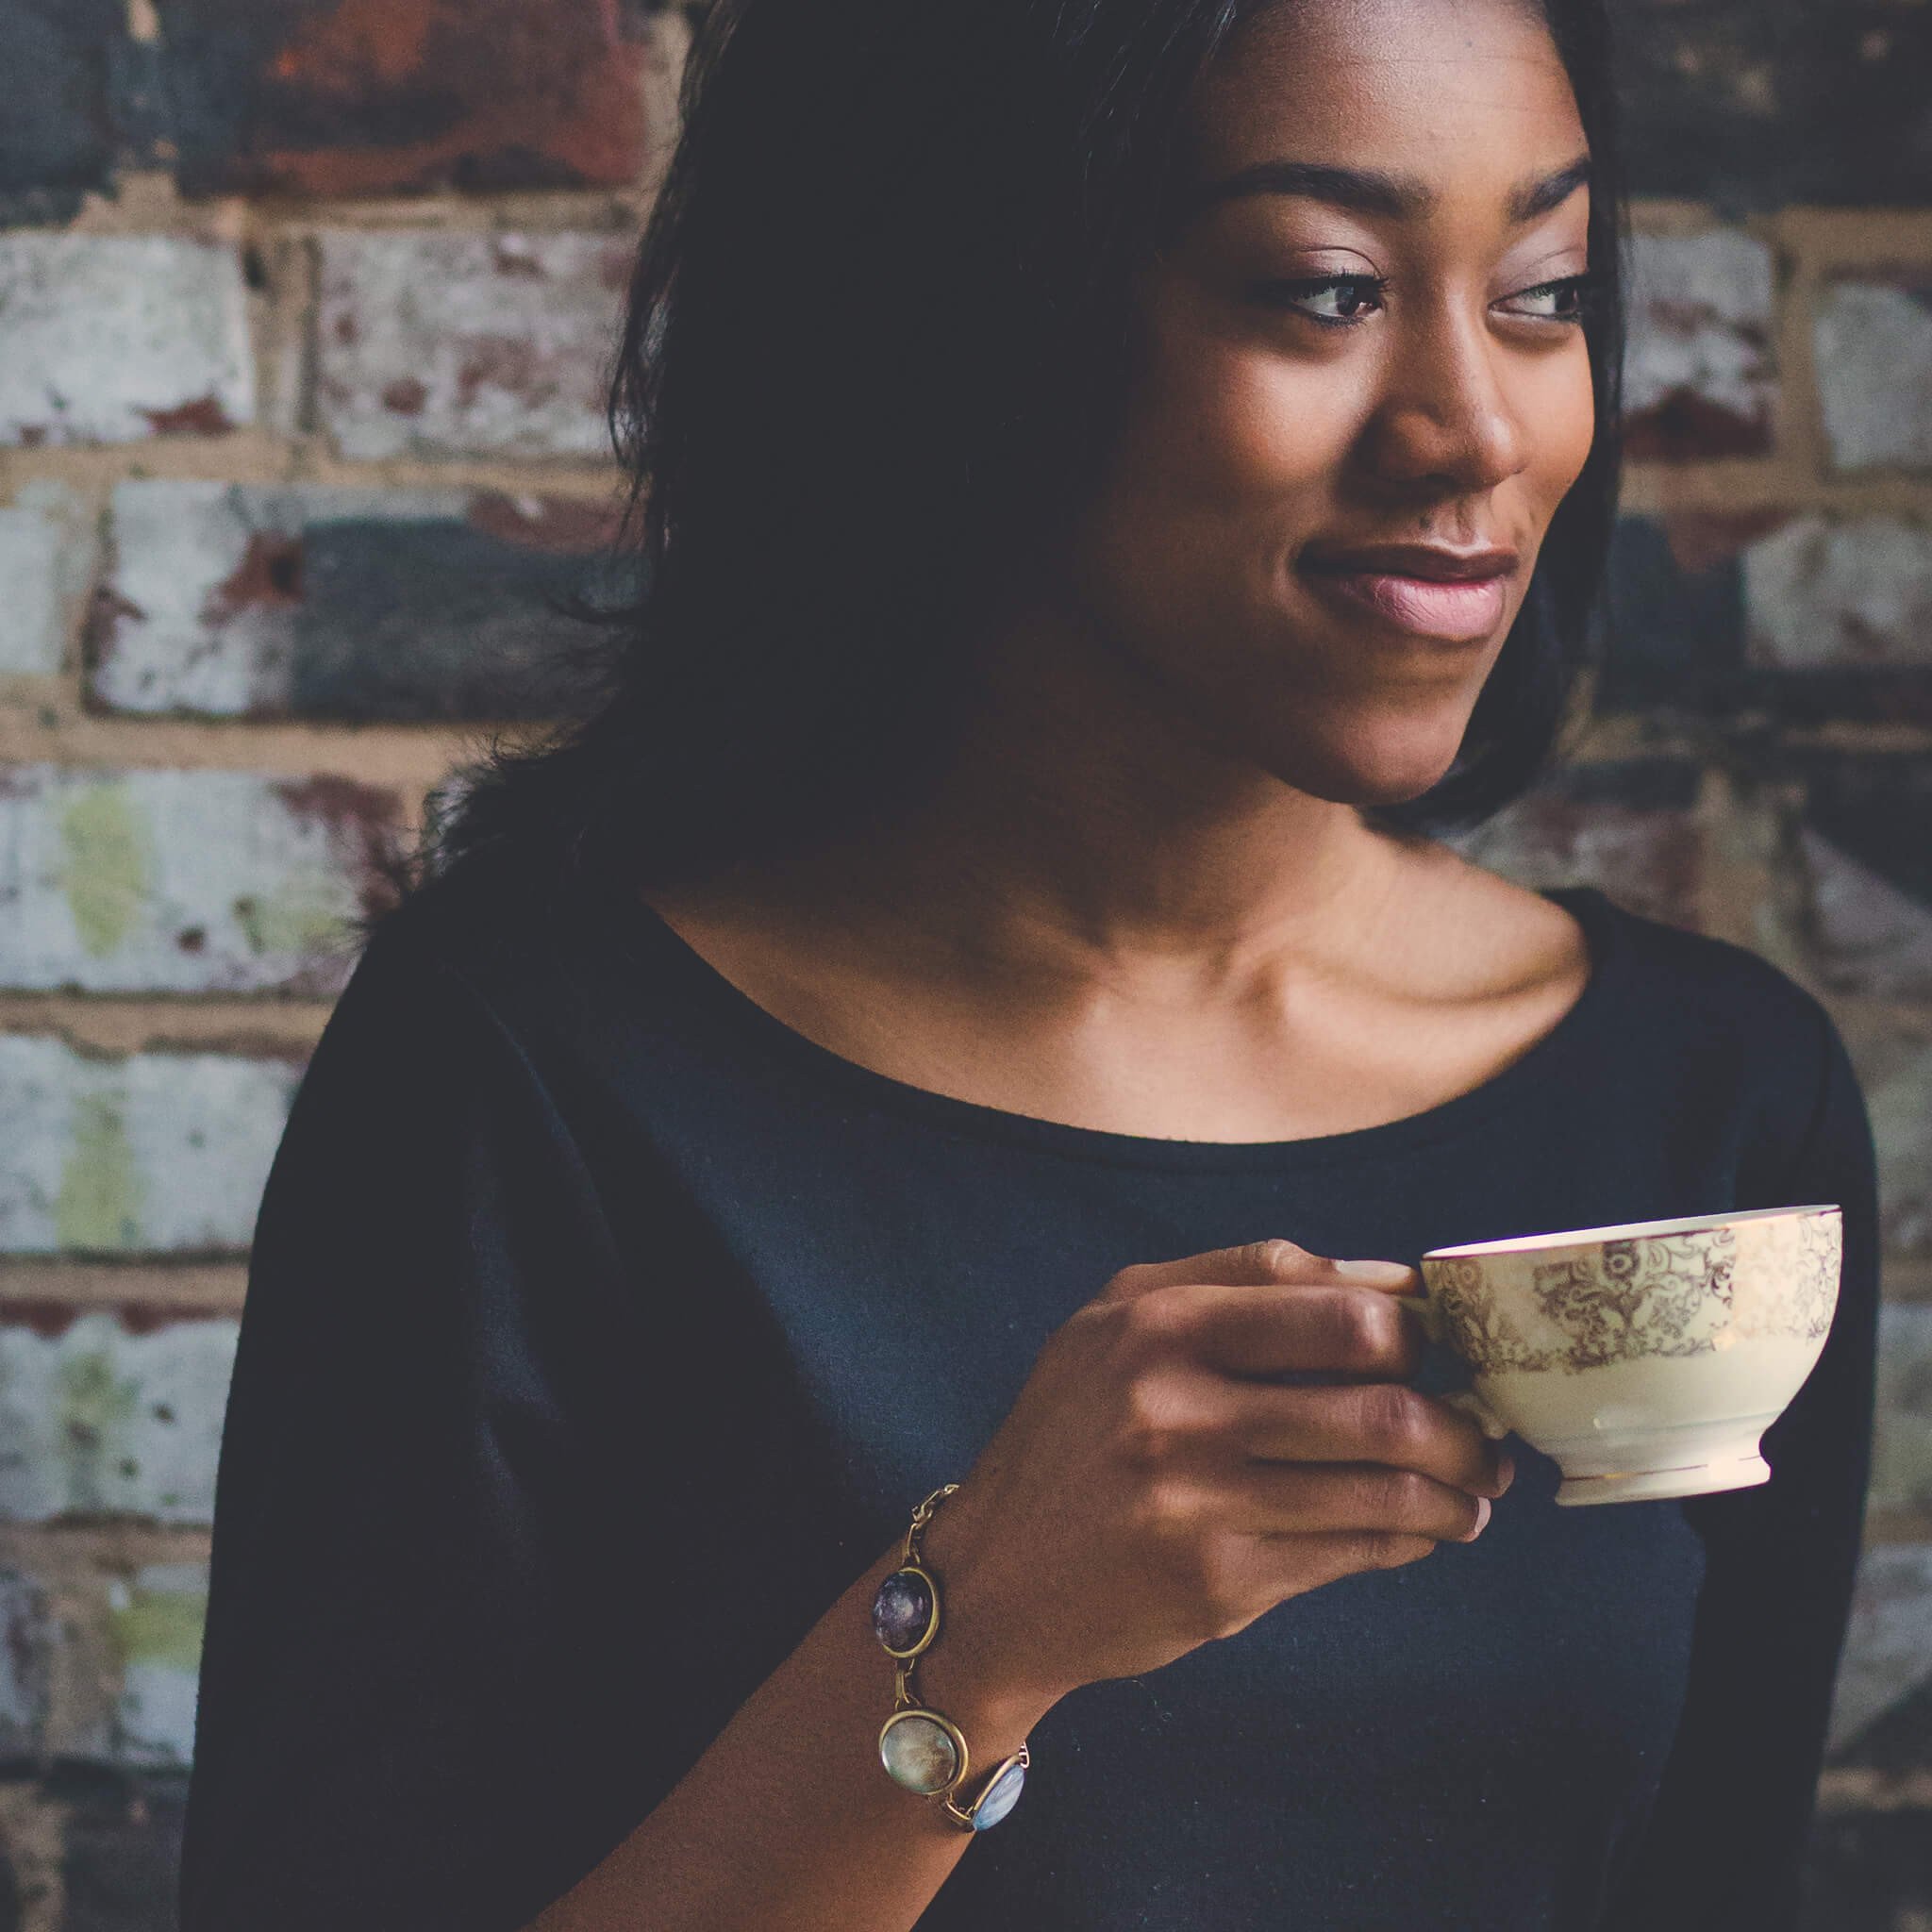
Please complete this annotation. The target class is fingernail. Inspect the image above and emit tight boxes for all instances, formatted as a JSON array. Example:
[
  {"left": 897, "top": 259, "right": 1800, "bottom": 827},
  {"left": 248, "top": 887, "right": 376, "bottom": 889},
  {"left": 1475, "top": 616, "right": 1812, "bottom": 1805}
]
[
  {"left": 1331, "top": 1259, "right": 1415, "bottom": 1286},
  {"left": 1458, "top": 1494, "right": 1491, "bottom": 1541}
]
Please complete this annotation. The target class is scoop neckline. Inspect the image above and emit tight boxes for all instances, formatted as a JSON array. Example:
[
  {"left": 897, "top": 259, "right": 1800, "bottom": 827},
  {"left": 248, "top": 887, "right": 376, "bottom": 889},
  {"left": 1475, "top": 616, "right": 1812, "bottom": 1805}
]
[{"left": 608, "top": 877, "right": 1627, "bottom": 1172}]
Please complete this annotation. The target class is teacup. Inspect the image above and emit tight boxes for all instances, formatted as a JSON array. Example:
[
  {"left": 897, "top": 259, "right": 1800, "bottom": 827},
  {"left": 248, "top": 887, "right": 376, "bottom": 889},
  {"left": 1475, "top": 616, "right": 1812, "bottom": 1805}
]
[{"left": 1414, "top": 1205, "right": 1842, "bottom": 1507}]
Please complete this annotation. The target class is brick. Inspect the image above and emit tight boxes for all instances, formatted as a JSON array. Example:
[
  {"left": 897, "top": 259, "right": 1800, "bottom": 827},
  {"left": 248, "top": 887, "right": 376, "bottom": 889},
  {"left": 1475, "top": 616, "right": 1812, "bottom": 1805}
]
[
  {"left": 1801, "top": 830, "right": 1932, "bottom": 1006},
  {"left": 0, "top": 1, "right": 124, "bottom": 208},
  {"left": 1815, "top": 272, "right": 1932, "bottom": 475},
  {"left": 1447, "top": 761, "right": 1705, "bottom": 933},
  {"left": 106, "top": 1565, "right": 203, "bottom": 1766},
  {"left": 0, "top": 1037, "right": 299, "bottom": 1256},
  {"left": 0, "top": 483, "right": 99, "bottom": 677},
  {"left": 89, "top": 479, "right": 622, "bottom": 722},
  {"left": 155, "top": 0, "right": 649, "bottom": 198},
  {"left": 0, "top": 236, "right": 254, "bottom": 449},
  {"left": 1829, "top": 1547, "right": 1932, "bottom": 1758},
  {"left": 1802, "top": 1812, "right": 1932, "bottom": 1932},
  {"left": 1745, "top": 514, "right": 1932, "bottom": 669},
  {"left": 1864, "top": 1036, "right": 1932, "bottom": 1261},
  {"left": 55, "top": 1763, "right": 189, "bottom": 1932},
  {"left": 0, "top": 766, "right": 400, "bottom": 995},
  {"left": 0, "top": 1306, "right": 238, "bottom": 1521},
  {"left": 316, "top": 230, "right": 632, "bottom": 460},
  {"left": 1617, "top": 1, "right": 1932, "bottom": 210},
  {"left": 1623, "top": 229, "right": 1775, "bottom": 461},
  {"left": 0, "top": 1575, "right": 51, "bottom": 1762},
  {"left": 1872, "top": 1306, "right": 1932, "bottom": 1521}
]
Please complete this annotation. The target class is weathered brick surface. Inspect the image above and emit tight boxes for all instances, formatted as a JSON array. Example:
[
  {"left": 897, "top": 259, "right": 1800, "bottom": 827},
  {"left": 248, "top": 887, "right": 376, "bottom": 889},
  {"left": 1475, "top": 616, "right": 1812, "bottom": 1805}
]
[
  {"left": 56, "top": 1764, "right": 189, "bottom": 1932},
  {"left": 0, "top": 1, "right": 125, "bottom": 215},
  {"left": 155, "top": 0, "right": 650, "bottom": 199},
  {"left": 0, "top": 766, "right": 398, "bottom": 995},
  {"left": 1872, "top": 1305, "right": 1932, "bottom": 1519},
  {"left": 89, "top": 479, "right": 622, "bottom": 721},
  {"left": 0, "top": 485, "right": 97, "bottom": 679},
  {"left": 0, "top": 237, "right": 254, "bottom": 449},
  {"left": 1623, "top": 229, "right": 1776, "bottom": 461},
  {"left": 106, "top": 1566, "right": 204, "bottom": 1767},
  {"left": 0, "top": 1037, "right": 300, "bottom": 1256},
  {"left": 1618, "top": 0, "right": 1932, "bottom": 211},
  {"left": 0, "top": 1307, "right": 238, "bottom": 1524},
  {"left": 1815, "top": 272, "right": 1932, "bottom": 475},
  {"left": 1448, "top": 761, "right": 1705, "bottom": 932},
  {"left": 1802, "top": 830, "right": 1932, "bottom": 1006},
  {"left": 1745, "top": 514, "right": 1932, "bottom": 670},
  {"left": 1829, "top": 1546, "right": 1932, "bottom": 1758},
  {"left": 316, "top": 230, "right": 633, "bottom": 460}
]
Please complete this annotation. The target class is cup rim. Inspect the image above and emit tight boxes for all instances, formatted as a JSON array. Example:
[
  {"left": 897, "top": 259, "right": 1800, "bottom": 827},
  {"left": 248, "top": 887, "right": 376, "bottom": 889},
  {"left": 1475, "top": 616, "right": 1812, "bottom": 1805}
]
[{"left": 1423, "top": 1203, "right": 1840, "bottom": 1260}]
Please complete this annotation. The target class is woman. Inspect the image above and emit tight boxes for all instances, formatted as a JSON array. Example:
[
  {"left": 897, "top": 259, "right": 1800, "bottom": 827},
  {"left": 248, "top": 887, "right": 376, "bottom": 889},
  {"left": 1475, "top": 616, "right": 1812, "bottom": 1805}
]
[{"left": 177, "top": 0, "right": 1878, "bottom": 1926}]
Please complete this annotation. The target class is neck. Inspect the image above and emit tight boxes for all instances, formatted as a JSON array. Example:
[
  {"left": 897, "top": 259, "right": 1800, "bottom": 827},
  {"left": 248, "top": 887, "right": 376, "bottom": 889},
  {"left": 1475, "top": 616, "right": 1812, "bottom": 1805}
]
[{"left": 737, "top": 601, "right": 1427, "bottom": 989}]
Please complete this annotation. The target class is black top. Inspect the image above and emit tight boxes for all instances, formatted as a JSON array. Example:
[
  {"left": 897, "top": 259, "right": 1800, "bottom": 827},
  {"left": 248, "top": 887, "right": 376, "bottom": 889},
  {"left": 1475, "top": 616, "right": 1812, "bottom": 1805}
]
[{"left": 178, "top": 847, "right": 1879, "bottom": 1932}]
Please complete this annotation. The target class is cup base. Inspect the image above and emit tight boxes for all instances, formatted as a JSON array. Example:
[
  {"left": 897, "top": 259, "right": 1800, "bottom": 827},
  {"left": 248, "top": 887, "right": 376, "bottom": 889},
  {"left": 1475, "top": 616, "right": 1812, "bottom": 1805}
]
[{"left": 1554, "top": 1453, "right": 1772, "bottom": 1507}]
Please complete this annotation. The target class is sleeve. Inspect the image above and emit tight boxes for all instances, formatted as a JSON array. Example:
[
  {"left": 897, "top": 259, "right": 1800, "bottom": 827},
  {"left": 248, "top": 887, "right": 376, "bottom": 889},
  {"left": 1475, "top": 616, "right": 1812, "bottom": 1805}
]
[
  {"left": 177, "top": 925, "right": 691, "bottom": 1932},
  {"left": 1597, "top": 995, "right": 1880, "bottom": 1931}
]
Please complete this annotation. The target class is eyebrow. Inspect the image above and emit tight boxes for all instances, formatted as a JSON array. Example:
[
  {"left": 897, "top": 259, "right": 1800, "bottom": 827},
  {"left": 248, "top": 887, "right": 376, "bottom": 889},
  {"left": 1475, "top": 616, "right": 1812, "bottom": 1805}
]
[{"left": 1179, "top": 153, "right": 1592, "bottom": 225}]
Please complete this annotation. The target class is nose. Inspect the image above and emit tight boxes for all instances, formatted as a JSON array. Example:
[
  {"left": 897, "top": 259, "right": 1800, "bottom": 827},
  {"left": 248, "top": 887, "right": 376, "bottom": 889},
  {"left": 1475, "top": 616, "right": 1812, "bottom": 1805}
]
[{"left": 1361, "top": 301, "right": 1535, "bottom": 496}]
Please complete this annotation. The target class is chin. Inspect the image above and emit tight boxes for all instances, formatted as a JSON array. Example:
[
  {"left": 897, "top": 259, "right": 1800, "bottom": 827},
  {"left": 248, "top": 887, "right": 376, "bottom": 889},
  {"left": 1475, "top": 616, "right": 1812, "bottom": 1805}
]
[{"left": 1255, "top": 708, "right": 1473, "bottom": 809}]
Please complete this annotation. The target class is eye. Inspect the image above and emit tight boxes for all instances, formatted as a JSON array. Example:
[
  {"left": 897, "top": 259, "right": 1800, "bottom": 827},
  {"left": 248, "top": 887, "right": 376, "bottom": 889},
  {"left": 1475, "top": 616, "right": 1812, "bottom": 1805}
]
[
  {"left": 1253, "top": 274, "right": 1391, "bottom": 329},
  {"left": 1498, "top": 270, "right": 1609, "bottom": 325},
  {"left": 1252, "top": 268, "right": 1609, "bottom": 331}
]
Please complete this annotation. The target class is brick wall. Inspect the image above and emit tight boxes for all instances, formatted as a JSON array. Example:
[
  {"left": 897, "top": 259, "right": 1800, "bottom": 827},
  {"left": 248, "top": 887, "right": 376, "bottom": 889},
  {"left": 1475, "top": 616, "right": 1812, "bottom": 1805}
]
[{"left": 0, "top": 2, "right": 1926, "bottom": 1924}]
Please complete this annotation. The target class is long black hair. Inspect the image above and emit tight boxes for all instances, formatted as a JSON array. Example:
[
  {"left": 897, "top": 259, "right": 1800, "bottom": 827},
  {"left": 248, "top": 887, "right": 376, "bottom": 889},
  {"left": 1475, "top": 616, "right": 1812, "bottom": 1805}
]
[{"left": 407, "top": 0, "right": 1629, "bottom": 904}]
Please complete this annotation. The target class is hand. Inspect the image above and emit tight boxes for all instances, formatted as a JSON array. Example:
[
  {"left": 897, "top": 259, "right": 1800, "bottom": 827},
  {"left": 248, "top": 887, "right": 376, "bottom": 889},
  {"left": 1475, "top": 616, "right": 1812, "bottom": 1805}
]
[{"left": 925, "top": 1240, "right": 1516, "bottom": 1709}]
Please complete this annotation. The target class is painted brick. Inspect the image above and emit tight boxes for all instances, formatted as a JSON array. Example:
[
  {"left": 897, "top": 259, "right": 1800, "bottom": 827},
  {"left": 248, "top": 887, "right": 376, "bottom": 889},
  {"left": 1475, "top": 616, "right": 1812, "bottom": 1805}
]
[
  {"left": 0, "top": 1575, "right": 50, "bottom": 1762},
  {"left": 315, "top": 229, "right": 632, "bottom": 460},
  {"left": 1873, "top": 1307, "right": 1932, "bottom": 1522},
  {"left": 0, "top": 1307, "right": 238, "bottom": 1522},
  {"left": 1829, "top": 1547, "right": 1932, "bottom": 1758},
  {"left": 0, "top": 1037, "right": 299, "bottom": 1256},
  {"left": 56, "top": 1763, "right": 189, "bottom": 1932},
  {"left": 1803, "top": 1813, "right": 1932, "bottom": 1932},
  {"left": 1623, "top": 229, "right": 1775, "bottom": 461},
  {"left": 1863, "top": 1036, "right": 1932, "bottom": 1261},
  {"left": 1802, "top": 830, "right": 1932, "bottom": 1006},
  {"left": 1447, "top": 761, "right": 1705, "bottom": 933},
  {"left": 1744, "top": 514, "right": 1932, "bottom": 670},
  {"left": 106, "top": 1565, "right": 204, "bottom": 1766},
  {"left": 155, "top": 0, "right": 649, "bottom": 198},
  {"left": 0, "top": 236, "right": 254, "bottom": 450},
  {"left": 1617, "top": 1, "right": 1932, "bottom": 210},
  {"left": 0, "top": 1, "right": 124, "bottom": 209},
  {"left": 0, "top": 483, "right": 98, "bottom": 677},
  {"left": 1815, "top": 272, "right": 1932, "bottom": 475},
  {"left": 89, "top": 479, "right": 622, "bottom": 722},
  {"left": 0, "top": 765, "right": 399, "bottom": 995}
]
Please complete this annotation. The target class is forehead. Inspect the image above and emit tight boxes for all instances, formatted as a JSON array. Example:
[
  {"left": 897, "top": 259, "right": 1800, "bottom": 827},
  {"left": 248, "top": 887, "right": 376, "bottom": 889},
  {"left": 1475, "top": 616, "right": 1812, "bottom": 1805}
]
[{"left": 1186, "top": 0, "right": 1585, "bottom": 200}]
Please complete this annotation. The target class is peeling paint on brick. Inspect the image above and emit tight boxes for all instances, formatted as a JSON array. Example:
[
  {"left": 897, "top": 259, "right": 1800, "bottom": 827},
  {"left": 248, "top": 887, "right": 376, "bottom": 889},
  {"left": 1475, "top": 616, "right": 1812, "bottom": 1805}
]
[
  {"left": 0, "top": 481, "right": 99, "bottom": 677},
  {"left": 1816, "top": 273, "right": 1932, "bottom": 474},
  {"left": 315, "top": 230, "right": 631, "bottom": 459},
  {"left": 1624, "top": 230, "right": 1776, "bottom": 461},
  {"left": 0, "top": 235, "right": 254, "bottom": 448},
  {"left": 107, "top": 1564, "right": 204, "bottom": 1763},
  {"left": 89, "top": 478, "right": 620, "bottom": 721},
  {"left": 1745, "top": 516, "right": 1932, "bottom": 670},
  {"left": 160, "top": 0, "right": 649, "bottom": 199},
  {"left": 0, "top": 1308, "right": 238, "bottom": 1520},
  {"left": 1449, "top": 762, "right": 1706, "bottom": 933},
  {"left": 0, "top": 764, "right": 397, "bottom": 993},
  {"left": 0, "top": 1037, "right": 299, "bottom": 1256},
  {"left": 1830, "top": 1547, "right": 1932, "bottom": 1757}
]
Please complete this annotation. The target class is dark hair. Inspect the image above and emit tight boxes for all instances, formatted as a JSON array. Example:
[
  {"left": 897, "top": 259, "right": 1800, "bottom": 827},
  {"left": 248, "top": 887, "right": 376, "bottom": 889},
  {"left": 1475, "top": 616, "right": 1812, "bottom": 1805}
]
[{"left": 408, "top": 0, "right": 1630, "bottom": 904}]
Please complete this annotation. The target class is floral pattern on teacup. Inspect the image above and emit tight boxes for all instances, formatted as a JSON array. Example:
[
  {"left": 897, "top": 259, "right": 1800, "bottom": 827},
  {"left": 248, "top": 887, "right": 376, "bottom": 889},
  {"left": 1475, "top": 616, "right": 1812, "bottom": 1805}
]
[{"left": 1424, "top": 1212, "right": 1840, "bottom": 1376}]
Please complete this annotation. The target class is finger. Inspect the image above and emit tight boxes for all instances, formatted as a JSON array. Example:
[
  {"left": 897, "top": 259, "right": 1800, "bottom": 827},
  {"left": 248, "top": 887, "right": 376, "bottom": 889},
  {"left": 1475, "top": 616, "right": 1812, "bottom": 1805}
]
[
  {"left": 1227, "top": 1459, "right": 1492, "bottom": 1544},
  {"left": 1100, "top": 1239, "right": 1419, "bottom": 1305},
  {"left": 1218, "top": 1379, "right": 1507, "bottom": 1495},
  {"left": 1150, "top": 1280, "right": 1423, "bottom": 1384}
]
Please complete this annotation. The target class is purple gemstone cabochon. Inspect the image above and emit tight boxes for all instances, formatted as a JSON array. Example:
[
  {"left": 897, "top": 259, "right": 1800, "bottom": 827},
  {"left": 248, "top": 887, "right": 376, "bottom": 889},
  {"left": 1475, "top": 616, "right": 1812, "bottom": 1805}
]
[{"left": 873, "top": 1568, "right": 935, "bottom": 1652}]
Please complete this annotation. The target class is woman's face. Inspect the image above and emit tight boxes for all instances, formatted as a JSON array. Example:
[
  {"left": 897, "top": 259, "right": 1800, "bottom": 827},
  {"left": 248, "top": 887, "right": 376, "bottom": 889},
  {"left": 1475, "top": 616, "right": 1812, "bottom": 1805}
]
[{"left": 1060, "top": 0, "right": 1597, "bottom": 808}]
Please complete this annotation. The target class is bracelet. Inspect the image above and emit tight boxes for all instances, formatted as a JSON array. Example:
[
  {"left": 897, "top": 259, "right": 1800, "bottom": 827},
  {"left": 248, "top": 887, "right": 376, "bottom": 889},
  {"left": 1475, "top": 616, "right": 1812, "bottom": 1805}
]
[{"left": 872, "top": 1483, "right": 1030, "bottom": 1833}]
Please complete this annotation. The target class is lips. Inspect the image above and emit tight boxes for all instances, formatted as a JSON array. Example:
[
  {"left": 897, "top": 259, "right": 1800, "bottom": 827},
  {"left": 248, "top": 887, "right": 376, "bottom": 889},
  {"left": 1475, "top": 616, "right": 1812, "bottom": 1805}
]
[{"left": 1297, "top": 547, "right": 1517, "bottom": 643}]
